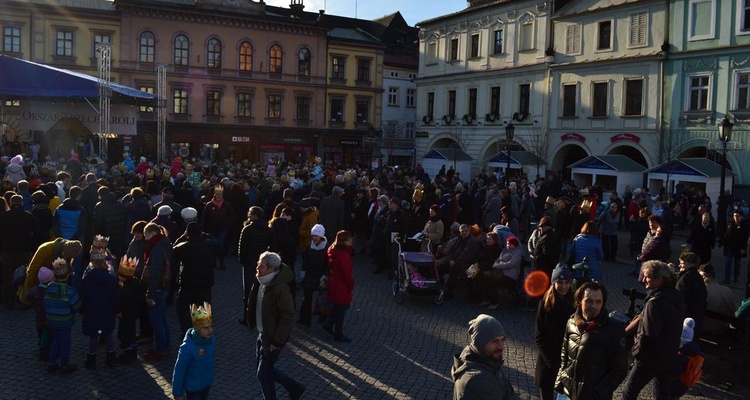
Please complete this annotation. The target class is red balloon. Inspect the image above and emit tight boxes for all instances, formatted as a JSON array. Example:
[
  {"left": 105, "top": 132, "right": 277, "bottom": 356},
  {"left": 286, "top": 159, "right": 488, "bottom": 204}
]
[{"left": 524, "top": 270, "right": 550, "bottom": 298}]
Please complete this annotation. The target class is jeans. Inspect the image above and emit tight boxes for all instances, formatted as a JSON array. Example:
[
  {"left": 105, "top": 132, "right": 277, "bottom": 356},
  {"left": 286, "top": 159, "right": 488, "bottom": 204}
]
[
  {"left": 602, "top": 234, "right": 618, "bottom": 261},
  {"left": 621, "top": 358, "right": 672, "bottom": 400},
  {"left": 256, "top": 333, "right": 303, "bottom": 400},
  {"left": 49, "top": 328, "right": 72, "bottom": 367},
  {"left": 327, "top": 304, "right": 350, "bottom": 337},
  {"left": 555, "top": 393, "right": 570, "bottom": 400},
  {"left": 724, "top": 253, "right": 742, "bottom": 282},
  {"left": 185, "top": 387, "right": 210, "bottom": 400},
  {"left": 147, "top": 290, "right": 170, "bottom": 354},
  {"left": 298, "top": 288, "right": 315, "bottom": 325}
]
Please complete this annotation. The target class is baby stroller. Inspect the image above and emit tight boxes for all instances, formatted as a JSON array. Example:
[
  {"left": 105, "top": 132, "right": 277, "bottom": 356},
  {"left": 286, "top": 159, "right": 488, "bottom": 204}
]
[{"left": 392, "top": 238, "right": 445, "bottom": 305}]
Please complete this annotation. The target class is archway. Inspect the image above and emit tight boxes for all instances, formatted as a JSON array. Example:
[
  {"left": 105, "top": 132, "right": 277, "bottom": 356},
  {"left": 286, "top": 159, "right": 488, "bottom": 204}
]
[
  {"left": 607, "top": 145, "right": 648, "bottom": 168},
  {"left": 551, "top": 144, "right": 589, "bottom": 180},
  {"left": 430, "top": 137, "right": 460, "bottom": 150}
]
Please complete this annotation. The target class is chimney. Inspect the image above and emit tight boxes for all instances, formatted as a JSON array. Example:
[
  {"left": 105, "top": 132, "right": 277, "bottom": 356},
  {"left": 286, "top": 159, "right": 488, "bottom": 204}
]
[{"left": 290, "top": 0, "right": 304, "bottom": 15}]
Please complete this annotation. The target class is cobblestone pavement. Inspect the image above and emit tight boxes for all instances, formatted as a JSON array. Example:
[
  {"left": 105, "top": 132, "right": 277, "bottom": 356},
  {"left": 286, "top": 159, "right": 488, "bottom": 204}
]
[{"left": 1, "top": 230, "right": 748, "bottom": 399}]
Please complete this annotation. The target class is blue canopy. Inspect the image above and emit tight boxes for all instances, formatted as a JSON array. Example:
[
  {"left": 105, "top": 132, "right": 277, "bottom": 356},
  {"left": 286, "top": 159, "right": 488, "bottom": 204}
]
[{"left": 0, "top": 55, "right": 157, "bottom": 102}]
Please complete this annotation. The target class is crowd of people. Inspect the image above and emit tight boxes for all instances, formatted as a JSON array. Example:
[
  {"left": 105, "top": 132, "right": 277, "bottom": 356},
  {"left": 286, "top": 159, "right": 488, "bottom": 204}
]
[{"left": 0, "top": 151, "right": 749, "bottom": 399}]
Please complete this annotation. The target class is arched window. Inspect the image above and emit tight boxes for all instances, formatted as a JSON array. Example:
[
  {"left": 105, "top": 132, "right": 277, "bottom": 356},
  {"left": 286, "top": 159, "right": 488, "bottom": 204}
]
[
  {"left": 269, "top": 44, "right": 282, "bottom": 74},
  {"left": 174, "top": 34, "right": 189, "bottom": 66},
  {"left": 297, "top": 47, "right": 311, "bottom": 76},
  {"left": 207, "top": 37, "right": 222, "bottom": 69},
  {"left": 239, "top": 41, "right": 252, "bottom": 71},
  {"left": 139, "top": 31, "right": 155, "bottom": 63}
]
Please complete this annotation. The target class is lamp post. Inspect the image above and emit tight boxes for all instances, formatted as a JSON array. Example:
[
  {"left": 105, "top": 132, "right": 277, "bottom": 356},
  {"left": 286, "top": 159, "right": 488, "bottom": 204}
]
[
  {"left": 505, "top": 122, "right": 515, "bottom": 188},
  {"left": 718, "top": 117, "right": 733, "bottom": 229}
]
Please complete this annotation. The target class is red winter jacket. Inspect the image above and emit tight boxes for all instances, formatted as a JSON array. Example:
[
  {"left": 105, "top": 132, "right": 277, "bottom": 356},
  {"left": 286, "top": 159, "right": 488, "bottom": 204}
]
[{"left": 327, "top": 245, "right": 355, "bottom": 305}]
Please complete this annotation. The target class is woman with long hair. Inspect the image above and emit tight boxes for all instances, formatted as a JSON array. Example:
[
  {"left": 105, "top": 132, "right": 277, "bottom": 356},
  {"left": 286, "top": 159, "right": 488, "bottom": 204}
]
[
  {"left": 534, "top": 264, "right": 575, "bottom": 400},
  {"left": 323, "top": 230, "right": 355, "bottom": 343}
]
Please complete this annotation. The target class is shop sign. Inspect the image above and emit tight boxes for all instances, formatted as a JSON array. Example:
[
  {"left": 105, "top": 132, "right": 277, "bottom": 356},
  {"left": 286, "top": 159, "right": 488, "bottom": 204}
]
[
  {"left": 340, "top": 139, "right": 359, "bottom": 146},
  {"left": 231, "top": 136, "right": 252, "bottom": 143},
  {"left": 283, "top": 137, "right": 303, "bottom": 144},
  {"left": 19, "top": 102, "right": 137, "bottom": 136},
  {"left": 178, "top": 146, "right": 190, "bottom": 158},
  {"left": 561, "top": 133, "right": 586, "bottom": 143},
  {"left": 610, "top": 133, "right": 641, "bottom": 144}
]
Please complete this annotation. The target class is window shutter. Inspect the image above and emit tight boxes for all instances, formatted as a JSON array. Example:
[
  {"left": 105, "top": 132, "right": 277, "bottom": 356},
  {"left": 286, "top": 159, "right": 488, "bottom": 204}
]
[
  {"left": 566, "top": 25, "right": 580, "bottom": 54},
  {"left": 630, "top": 13, "right": 647, "bottom": 46}
]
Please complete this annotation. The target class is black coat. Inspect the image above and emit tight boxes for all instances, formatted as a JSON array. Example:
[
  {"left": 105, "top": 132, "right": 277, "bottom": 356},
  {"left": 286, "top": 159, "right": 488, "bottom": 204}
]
[
  {"left": 555, "top": 311, "right": 628, "bottom": 400},
  {"left": 79, "top": 267, "right": 120, "bottom": 337},
  {"left": 533, "top": 229, "right": 560, "bottom": 275},
  {"left": 31, "top": 203, "right": 54, "bottom": 245},
  {"left": 0, "top": 206, "right": 39, "bottom": 252},
  {"left": 384, "top": 208, "right": 409, "bottom": 239},
  {"left": 369, "top": 207, "right": 389, "bottom": 249},
  {"left": 675, "top": 268, "right": 707, "bottom": 337},
  {"left": 269, "top": 217, "right": 296, "bottom": 266},
  {"left": 722, "top": 220, "right": 749, "bottom": 259},
  {"left": 407, "top": 201, "right": 429, "bottom": 237},
  {"left": 173, "top": 234, "right": 220, "bottom": 291},
  {"left": 238, "top": 219, "right": 272, "bottom": 267},
  {"left": 93, "top": 192, "right": 129, "bottom": 257},
  {"left": 632, "top": 285, "right": 685, "bottom": 370},
  {"left": 535, "top": 293, "right": 575, "bottom": 388},
  {"left": 686, "top": 223, "right": 715, "bottom": 263},
  {"left": 301, "top": 241, "right": 329, "bottom": 291}
]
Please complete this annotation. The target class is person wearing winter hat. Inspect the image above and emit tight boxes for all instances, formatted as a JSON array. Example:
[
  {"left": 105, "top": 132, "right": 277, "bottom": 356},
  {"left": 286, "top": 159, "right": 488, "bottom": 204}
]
[
  {"left": 298, "top": 224, "right": 328, "bottom": 326},
  {"left": 534, "top": 263, "right": 575, "bottom": 400},
  {"left": 25, "top": 267, "right": 55, "bottom": 361},
  {"left": 420, "top": 205, "right": 444, "bottom": 253},
  {"left": 181, "top": 207, "right": 198, "bottom": 224},
  {"left": 481, "top": 236, "right": 523, "bottom": 309},
  {"left": 452, "top": 314, "right": 516, "bottom": 399},
  {"left": 668, "top": 317, "right": 702, "bottom": 398}
]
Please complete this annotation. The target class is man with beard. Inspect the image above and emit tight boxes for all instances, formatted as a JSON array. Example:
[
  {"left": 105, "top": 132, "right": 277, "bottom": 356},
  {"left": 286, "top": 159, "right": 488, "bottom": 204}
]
[
  {"left": 452, "top": 314, "right": 517, "bottom": 399},
  {"left": 555, "top": 281, "right": 627, "bottom": 400}
]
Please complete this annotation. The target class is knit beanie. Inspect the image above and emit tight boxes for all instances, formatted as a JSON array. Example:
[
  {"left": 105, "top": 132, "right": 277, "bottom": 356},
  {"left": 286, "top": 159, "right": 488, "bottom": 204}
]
[
  {"left": 181, "top": 207, "right": 198, "bottom": 220},
  {"left": 506, "top": 236, "right": 519, "bottom": 248},
  {"left": 38, "top": 267, "right": 54, "bottom": 284},
  {"left": 430, "top": 204, "right": 440, "bottom": 214},
  {"left": 681, "top": 318, "right": 695, "bottom": 346},
  {"left": 551, "top": 263, "right": 573, "bottom": 283},
  {"left": 468, "top": 314, "right": 507, "bottom": 350},
  {"left": 311, "top": 224, "right": 325, "bottom": 238}
]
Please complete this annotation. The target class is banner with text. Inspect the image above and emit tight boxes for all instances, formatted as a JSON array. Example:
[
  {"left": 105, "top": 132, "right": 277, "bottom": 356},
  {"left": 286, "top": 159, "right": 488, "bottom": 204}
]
[{"left": 19, "top": 102, "right": 138, "bottom": 136}]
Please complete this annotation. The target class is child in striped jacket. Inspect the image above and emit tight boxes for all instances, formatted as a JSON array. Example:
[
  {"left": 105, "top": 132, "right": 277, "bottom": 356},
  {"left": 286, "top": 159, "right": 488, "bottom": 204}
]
[{"left": 44, "top": 258, "right": 82, "bottom": 373}]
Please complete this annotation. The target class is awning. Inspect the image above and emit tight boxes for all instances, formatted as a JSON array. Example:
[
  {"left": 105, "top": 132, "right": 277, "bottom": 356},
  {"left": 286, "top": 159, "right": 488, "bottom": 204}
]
[
  {"left": 569, "top": 155, "right": 646, "bottom": 172},
  {"left": 485, "top": 151, "right": 546, "bottom": 166},
  {"left": 423, "top": 147, "right": 473, "bottom": 161},
  {"left": 646, "top": 158, "right": 735, "bottom": 177},
  {"left": 0, "top": 55, "right": 157, "bottom": 102}
]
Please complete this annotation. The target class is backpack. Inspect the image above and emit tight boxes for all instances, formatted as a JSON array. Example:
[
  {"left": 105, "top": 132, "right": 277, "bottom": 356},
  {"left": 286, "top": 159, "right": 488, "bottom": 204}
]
[{"left": 679, "top": 353, "right": 704, "bottom": 388}]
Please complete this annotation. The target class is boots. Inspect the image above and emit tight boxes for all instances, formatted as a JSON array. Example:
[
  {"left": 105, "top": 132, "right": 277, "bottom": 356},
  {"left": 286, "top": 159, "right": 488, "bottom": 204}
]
[
  {"left": 117, "top": 348, "right": 137, "bottom": 364},
  {"left": 106, "top": 351, "right": 117, "bottom": 368},
  {"left": 84, "top": 353, "right": 97, "bottom": 370}
]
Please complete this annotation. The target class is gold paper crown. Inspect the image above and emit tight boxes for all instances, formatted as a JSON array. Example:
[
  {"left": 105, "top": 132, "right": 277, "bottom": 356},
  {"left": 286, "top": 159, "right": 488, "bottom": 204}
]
[
  {"left": 580, "top": 199, "right": 595, "bottom": 212},
  {"left": 413, "top": 183, "right": 424, "bottom": 199},
  {"left": 52, "top": 257, "right": 69, "bottom": 278},
  {"left": 190, "top": 302, "right": 213, "bottom": 329},
  {"left": 370, "top": 179, "right": 379, "bottom": 188},
  {"left": 314, "top": 156, "right": 322, "bottom": 163},
  {"left": 90, "top": 247, "right": 107, "bottom": 261},
  {"left": 118, "top": 256, "right": 138, "bottom": 279},
  {"left": 93, "top": 235, "right": 109, "bottom": 249},
  {"left": 214, "top": 185, "right": 224, "bottom": 196}
]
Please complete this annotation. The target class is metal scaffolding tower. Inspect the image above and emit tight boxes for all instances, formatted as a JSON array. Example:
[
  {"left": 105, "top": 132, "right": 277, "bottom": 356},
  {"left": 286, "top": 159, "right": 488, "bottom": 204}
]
[
  {"left": 157, "top": 64, "right": 167, "bottom": 162},
  {"left": 97, "top": 43, "right": 112, "bottom": 160}
]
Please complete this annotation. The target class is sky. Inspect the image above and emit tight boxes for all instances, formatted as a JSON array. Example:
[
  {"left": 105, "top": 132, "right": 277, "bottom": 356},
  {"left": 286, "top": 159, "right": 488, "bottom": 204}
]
[{"left": 263, "top": 0, "right": 467, "bottom": 25}]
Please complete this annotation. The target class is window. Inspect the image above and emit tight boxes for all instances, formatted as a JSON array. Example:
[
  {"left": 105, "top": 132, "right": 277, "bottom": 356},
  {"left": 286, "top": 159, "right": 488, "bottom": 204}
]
[
  {"left": 139, "top": 86, "right": 154, "bottom": 112},
  {"left": 449, "top": 38, "right": 459, "bottom": 61},
  {"left": 427, "top": 42, "right": 438, "bottom": 63},
  {"left": 268, "top": 94, "right": 281, "bottom": 119},
  {"left": 493, "top": 29, "right": 503, "bottom": 54},
  {"left": 624, "top": 79, "right": 644, "bottom": 116},
  {"left": 356, "top": 100, "right": 369, "bottom": 123},
  {"left": 688, "top": 75, "right": 710, "bottom": 111},
  {"left": 490, "top": 87, "right": 501, "bottom": 116},
  {"left": 297, "top": 47, "right": 311, "bottom": 77},
  {"left": 357, "top": 59, "right": 371, "bottom": 82},
  {"left": 406, "top": 89, "right": 416, "bottom": 107},
  {"left": 629, "top": 12, "right": 647, "bottom": 47},
  {"left": 93, "top": 33, "right": 110, "bottom": 56},
  {"left": 689, "top": 0, "right": 714, "bottom": 40},
  {"left": 206, "top": 91, "right": 221, "bottom": 116},
  {"left": 3, "top": 27, "right": 20, "bottom": 53},
  {"left": 207, "top": 38, "right": 222, "bottom": 69},
  {"left": 331, "top": 56, "right": 345, "bottom": 79},
  {"left": 405, "top": 122, "right": 415, "bottom": 139},
  {"left": 592, "top": 82, "right": 608, "bottom": 117},
  {"left": 468, "top": 88, "right": 477, "bottom": 116},
  {"left": 56, "top": 30, "right": 74, "bottom": 57},
  {"left": 388, "top": 87, "right": 399, "bottom": 106},
  {"left": 448, "top": 90, "right": 456, "bottom": 116},
  {"left": 520, "top": 22, "right": 534, "bottom": 50},
  {"left": 269, "top": 45, "right": 282, "bottom": 74},
  {"left": 427, "top": 92, "right": 435, "bottom": 117},
  {"left": 174, "top": 34, "right": 189, "bottom": 66},
  {"left": 562, "top": 84, "right": 577, "bottom": 117},
  {"left": 330, "top": 98, "right": 344, "bottom": 122},
  {"left": 519, "top": 84, "right": 530, "bottom": 114},
  {"left": 470, "top": 34, "right": 480, "bottom": 58},
  {"left": 566, "top": 24, "right": 581, "bottom": 54},
  {"left": 296, "top": 96, "right": 310, "bottom": 120},
  {"left": 139, "top": 31, "right": 155, "bottom": 63},
  {"left": 237, "top": 93, "right": 252, "bottom": 118},
  {"left": 173, "top": 89, "right": 188, "bottom": 114},
  {"left": 737, "top": 72, "right": 750, "bottom": 110},
  {"left": 597, "top": 21, "right": 612, "bottom": 50},
  {"left": 239, "top": 41, "right": 252, "bottom": 72},
  {"left": 742, "top": 0, "right": 750, "bottom": 32}
]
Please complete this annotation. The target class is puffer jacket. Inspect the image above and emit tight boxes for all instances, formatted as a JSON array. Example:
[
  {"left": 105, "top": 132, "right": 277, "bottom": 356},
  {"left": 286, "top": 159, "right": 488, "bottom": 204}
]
[
  {"left": 5, "top": 162, "right": 26, "bottom": 185},
  {"left": 93, "top": 192, "right": 129, "bottom": 256},
  {"left": 297, "top": 208, "right": 319, "bottom": 252},
  {"left": 201, "top": 199, "right": 235, "bottom": 233},
  {"left": 53, "top": 198, "right": 86, "bottom": 240},
  {"left": 238, "top": 219, "right": 272, "bottom": 267},
  {"left": 173, "top": 234, "right": 220, "bottom": 290},
  {"left": 327, "top": 245, "right": 355, "bottom": 305},
  {"left": 568, "top": 234, "right": 604, "bottom": 281},
  {"left": 492, "top": 245, "right": 522, "bottom": 280},
  {"left": 555, "top": 311, "right": 628, "bottom": 400},
  {"left": 452, "top": 345, "right": 517, "bottom": 400},
  {"left": 632, "top": 285, "right": 685, "bottom": 370},
  {"left": 245, "top": 263, "right": 295, "bottom": 348},
  {"left": 301, "top": 238, "right": 328, "bottom": 291}
]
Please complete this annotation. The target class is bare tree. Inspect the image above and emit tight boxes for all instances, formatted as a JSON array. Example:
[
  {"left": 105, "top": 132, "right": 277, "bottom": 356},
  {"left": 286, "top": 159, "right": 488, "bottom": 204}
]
[
  {"left": 658, "top": 121, "right": 682, "bottom": 195},
  {"left": 381, "top": 120, "right": 404, "bottom": 163},
  {"left": 527, "top": 121, "right": 547, "bottom": 179},
  {"left": 446, "top": 126, "right": 472, "bottom": 170}
]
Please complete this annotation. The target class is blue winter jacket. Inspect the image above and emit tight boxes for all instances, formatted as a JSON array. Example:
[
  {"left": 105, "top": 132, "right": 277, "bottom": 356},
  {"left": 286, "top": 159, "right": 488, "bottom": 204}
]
[
  {"left": 172, "top": 329, "right": 215, "bottom": 397},
  {"left": 44, "top": 282, "right": 82, "bottom": 330},
  {"left": 568, "top": 233, "right": 605, "bottom": 281},
  {"left": 54, "top": 199, "right": 85, "bottom": 239}
]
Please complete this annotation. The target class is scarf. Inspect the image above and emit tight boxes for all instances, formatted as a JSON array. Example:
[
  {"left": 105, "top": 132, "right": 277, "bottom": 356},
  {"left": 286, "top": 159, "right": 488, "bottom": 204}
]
[
  {"left": 311, "top": 237, "right": 327, "bottom": 250},
  {"left": 144, "top": 233, "right": 166, "bottom": 260},
  {"left": 211, "top": 196, "right": 224, "bottom": 209},
  {"left": 257, "top": 270, "right": 278, "bottom": 285},
  {"left": 429, "top": 215, "right": 441, "bottom": 223}
]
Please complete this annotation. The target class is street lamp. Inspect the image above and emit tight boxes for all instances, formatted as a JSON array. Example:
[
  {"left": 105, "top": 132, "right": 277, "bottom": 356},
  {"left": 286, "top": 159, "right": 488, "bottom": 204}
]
[
  {"left": 718, "top": 117, "right": 733, "bottom": 226},
  {"left": 505, "top": 122, "right": 515, "bottom": 188}
]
